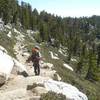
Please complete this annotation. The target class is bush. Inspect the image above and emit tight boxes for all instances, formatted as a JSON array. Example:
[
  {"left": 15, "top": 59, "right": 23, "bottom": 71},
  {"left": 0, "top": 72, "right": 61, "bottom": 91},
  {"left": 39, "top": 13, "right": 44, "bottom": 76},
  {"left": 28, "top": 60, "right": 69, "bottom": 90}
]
[
  {"left": 34, "top": 32, "right": 42, "bottom": 43},
  {"left": 40, "top": 91, "right": 66, "bottom": 100},
  {"left": 27, "top": 83, "right": 44, "bottom": 90}
]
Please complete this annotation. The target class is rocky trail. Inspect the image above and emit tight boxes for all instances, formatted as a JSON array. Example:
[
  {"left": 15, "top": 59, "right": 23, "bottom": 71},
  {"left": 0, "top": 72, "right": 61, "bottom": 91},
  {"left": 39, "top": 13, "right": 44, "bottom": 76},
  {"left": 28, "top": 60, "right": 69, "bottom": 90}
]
[{"left": 0, "top": 32, "right": 59, "bottom": 100}]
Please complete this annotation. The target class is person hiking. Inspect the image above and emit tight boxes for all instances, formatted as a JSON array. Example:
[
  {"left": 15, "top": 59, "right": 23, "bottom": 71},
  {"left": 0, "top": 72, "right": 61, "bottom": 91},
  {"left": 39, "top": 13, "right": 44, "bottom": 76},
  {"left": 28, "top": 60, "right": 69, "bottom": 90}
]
[{"left": 26, "top": 46, "right": 41, "bottom": 75}]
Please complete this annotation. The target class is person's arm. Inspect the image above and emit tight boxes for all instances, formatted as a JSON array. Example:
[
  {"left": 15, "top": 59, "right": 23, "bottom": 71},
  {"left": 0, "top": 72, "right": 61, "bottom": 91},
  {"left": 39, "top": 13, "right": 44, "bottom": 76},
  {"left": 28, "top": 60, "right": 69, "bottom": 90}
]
[
  {"left": 37, "top": 52, "right": 45, "bottom": 60},
  {"left": 35, "top": 52, "right": 43, "bottom": 60},
  {"left": 26, "top": 56, "right": 32, "bottom": 63}
]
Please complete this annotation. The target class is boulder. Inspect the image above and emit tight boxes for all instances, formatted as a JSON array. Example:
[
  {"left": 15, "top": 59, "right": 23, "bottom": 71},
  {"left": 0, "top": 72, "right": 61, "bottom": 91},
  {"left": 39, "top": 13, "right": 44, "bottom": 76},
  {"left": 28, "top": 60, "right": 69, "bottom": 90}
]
[
  {"left": 0, "top": 50, "right": 14, "bottom": 82},
  {"left": 0, "top": 46, "right": 28, "bottom": 85},
  {"left": 44, "top": 79, "right": 88, "bottom": 100}
]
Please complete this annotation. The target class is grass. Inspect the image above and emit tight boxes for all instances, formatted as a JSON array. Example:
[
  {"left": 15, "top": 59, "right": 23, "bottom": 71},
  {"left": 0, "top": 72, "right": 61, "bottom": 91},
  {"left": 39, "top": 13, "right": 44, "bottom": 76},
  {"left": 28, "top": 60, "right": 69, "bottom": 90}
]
[
  {"left": 40, "top": 91, "right": 66, "bottom": 100},
  {"left": 0, "top": 31, "right": 16, "bottom": 57}
]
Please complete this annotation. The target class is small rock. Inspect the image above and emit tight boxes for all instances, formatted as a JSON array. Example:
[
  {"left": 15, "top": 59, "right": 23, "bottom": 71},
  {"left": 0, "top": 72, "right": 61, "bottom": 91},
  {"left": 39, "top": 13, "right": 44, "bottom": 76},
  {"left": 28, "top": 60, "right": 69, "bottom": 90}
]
[
  {"left": 0, "top": 73, "right": 6, "bottom": 85},
  {"left": 33, "top": 86, "right": 48, "bottom": 95}
]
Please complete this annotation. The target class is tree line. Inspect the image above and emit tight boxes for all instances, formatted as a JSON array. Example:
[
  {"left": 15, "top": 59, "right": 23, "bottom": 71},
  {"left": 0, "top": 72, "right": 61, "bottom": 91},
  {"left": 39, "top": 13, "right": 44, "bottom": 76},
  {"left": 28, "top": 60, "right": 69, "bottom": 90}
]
[{"left": 0, "top": 0, "right": 100, "bottom": 81}]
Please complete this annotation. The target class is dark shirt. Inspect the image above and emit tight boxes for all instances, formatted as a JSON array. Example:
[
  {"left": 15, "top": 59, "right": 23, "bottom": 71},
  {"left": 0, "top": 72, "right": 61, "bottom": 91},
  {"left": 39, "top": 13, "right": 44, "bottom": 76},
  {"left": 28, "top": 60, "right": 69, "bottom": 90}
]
[{"left": 31, "top": 51, "right": 40, "bottom": 63}]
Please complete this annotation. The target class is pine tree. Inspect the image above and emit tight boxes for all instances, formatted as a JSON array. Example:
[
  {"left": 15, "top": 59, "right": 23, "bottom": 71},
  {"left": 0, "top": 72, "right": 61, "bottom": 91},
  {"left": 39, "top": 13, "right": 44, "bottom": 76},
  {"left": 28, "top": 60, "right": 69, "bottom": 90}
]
[
  {"left": 76, "top": 56, "right": 84, "bottom": 74},
  {"left": 21, "top": 2, "right": 31, "bottom": 29},
  {"left": 32, "top": 8, "right": 39, "bottom": 30},
  {"left": 9, "top": 0, "right": 18, "bottom": 24},
  {"left": 97, "top": 44, "right": 100, "bottom": 67},
  {"left": 0, "top": 0, "right": 10, "bottom": 24},
  {"left": 85, "top": 49, "right": 99, "bottom": 81}
]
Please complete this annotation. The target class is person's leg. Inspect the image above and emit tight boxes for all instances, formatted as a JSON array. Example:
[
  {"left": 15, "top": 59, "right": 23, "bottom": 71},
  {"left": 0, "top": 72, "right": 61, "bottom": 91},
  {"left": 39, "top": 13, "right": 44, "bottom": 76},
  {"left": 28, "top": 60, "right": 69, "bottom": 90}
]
[
  {"left": 33, "top": 64, "right": 37, "bottom": 75},
  {"left": 37, "top": 63, "right": 40, "bottom": 75}
]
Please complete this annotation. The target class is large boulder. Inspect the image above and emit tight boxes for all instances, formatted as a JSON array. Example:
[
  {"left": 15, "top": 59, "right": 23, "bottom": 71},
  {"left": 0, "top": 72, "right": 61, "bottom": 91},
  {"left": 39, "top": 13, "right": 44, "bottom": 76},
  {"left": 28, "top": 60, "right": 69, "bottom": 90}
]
[
  {"left": 0, "top": 46, "right": 28, "bottom": 85},
  {"left": 0, "top": 50, "right": 14, "bottom": 84},
  {"left": 44, "top": 79, "right": 88, "bottom": 100}
]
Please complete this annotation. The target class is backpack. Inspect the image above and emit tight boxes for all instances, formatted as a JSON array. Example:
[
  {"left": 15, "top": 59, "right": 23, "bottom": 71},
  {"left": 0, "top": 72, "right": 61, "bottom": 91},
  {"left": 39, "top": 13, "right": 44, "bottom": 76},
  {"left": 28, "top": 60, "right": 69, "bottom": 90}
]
[{"left": 31, "top": 49, "right": 40, "bottom": 62}]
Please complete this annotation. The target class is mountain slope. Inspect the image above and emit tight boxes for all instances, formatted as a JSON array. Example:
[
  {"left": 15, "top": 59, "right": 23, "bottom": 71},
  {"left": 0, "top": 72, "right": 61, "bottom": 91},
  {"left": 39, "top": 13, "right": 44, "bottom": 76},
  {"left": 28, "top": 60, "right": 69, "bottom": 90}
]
[
  {"left": 0, "top": 24, "right": 89, "bottom": 100},
  {"left": 0, "top": 21, "right": 100, "bottom": 100}
]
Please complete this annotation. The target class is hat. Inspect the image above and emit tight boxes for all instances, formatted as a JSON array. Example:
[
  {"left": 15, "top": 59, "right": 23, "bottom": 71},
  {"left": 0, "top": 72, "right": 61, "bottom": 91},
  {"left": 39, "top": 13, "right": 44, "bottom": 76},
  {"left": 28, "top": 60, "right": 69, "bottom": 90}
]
[{"left": 35, "top": 45, "right": 40, "bottom": 50}]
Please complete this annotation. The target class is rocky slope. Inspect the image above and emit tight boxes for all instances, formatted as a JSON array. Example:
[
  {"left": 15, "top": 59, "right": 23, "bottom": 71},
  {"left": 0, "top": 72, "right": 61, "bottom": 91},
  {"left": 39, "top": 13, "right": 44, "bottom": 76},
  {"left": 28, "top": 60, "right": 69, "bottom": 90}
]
[{"left": 0, "top": 22, "right": 88, "bottom": 100}]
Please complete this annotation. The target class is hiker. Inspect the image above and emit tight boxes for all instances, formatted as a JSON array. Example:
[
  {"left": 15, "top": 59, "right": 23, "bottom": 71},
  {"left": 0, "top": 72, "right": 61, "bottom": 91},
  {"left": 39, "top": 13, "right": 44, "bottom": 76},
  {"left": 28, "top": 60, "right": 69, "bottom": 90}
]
[{"left": 26, "top": 46, "right": 41, "bottom": 75}]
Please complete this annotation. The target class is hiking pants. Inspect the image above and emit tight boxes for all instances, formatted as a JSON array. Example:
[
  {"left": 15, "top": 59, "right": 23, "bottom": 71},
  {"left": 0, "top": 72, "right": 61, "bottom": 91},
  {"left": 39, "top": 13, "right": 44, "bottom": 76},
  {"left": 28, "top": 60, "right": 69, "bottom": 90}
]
[{"left": 33, "top": 62, "right": 40, "bottom": 75}]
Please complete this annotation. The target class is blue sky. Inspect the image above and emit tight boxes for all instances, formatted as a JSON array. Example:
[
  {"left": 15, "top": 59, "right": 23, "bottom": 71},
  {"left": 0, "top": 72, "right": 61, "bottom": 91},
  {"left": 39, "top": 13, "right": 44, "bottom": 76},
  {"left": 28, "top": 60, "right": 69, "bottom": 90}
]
[{"left": 18, "top": 0, "right": 100, "bottom": 17}]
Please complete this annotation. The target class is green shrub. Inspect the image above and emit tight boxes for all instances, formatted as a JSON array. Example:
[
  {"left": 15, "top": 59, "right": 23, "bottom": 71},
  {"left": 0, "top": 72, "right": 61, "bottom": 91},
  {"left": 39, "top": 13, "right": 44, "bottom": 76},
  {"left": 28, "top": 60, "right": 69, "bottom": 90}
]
[
  {"left": 27, "top": 83, "right": 44, "bottom": 90},
  {"left": 40, "top": 91, "right": 66, "bottom": 100},
  {"left": 0, "top": 32, "right": 16, "bottom": 57},
  {"left": 34, "top": 32, "right": 42, "bottom": 43},
  {"left": 53, "top": 73, "right": 59, "bottom": 81}
]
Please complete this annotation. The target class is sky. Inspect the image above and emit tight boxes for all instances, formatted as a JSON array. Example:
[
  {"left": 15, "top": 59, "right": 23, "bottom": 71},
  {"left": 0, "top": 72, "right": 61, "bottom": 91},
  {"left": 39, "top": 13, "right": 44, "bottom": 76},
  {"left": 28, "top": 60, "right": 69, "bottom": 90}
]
[{"left": 18, "top": 0, "right": 100, "bottom": 17}]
